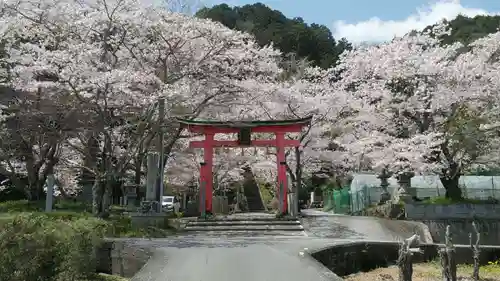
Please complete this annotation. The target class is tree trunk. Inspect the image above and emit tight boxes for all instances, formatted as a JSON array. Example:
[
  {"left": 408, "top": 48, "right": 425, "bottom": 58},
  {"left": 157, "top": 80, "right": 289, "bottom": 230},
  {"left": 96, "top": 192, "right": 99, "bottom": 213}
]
[
  {"left": 134, "top": 154, "right": 143, "bottom": 198},
  {"left": 81, "top": 133, "right": 100, "bottom": 203},
  {"left": 92, "top": 179, "right": 102, "bottom": 216},
  {"left": 25, "top": 181, "right": 43, "bottom": 201},
  {"left": 440, "top": 174, "right": 462, "bottom": 200},
  {"left": 26, "top": 160, "right": 44, "bottom": 201},
  {"left": 100, "top": 177, "right": 112, "bottom": 218},
  {"left": 440, "top": 161, "right": 462, "bottom": 200}
]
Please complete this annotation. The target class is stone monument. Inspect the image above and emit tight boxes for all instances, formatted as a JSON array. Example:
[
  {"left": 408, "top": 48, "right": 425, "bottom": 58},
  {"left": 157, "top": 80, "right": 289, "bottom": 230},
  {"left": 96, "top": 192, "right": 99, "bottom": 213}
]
[
  {"left": 45, "top": 174, "right": 55, "bottom": 212},
  {"left": 130, "top": 152, "right": 165, "bottom": 228}
]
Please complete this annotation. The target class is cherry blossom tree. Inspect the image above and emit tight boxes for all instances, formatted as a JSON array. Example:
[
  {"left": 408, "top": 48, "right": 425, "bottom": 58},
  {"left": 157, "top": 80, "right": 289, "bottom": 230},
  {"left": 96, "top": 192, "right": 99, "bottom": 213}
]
[
  {"left": 281, "top": 68, "right": 358, "bottom": 188},
  {"left": 0, "top": 0, "right": 361, "bottom": 213},
  {"left": 0, "top": 0, "right": 288, "bottom": 215},
  {"left": 0, "top": 85, "right": 81, "bottom": 200},
  {"left": 328, "top": 24, "right": 499, "bottom": 200},
  {"left": 168, "top": 60, "right": 359, "bottom": 199}
]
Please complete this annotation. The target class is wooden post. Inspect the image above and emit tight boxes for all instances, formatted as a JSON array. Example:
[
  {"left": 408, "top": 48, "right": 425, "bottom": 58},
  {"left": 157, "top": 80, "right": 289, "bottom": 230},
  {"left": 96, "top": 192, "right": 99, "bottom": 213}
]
[
  {"left": 469, "top": 221, "right": 481, "bottom": 281},
  {"left": 397, "top": 234, "right": 422, "bottom": 281},
  {"left": 440, "top": 225, "right": 457, "bottom": 281},
  {"left": 45, "top": 174, "right": 55, "bottom": 212}
]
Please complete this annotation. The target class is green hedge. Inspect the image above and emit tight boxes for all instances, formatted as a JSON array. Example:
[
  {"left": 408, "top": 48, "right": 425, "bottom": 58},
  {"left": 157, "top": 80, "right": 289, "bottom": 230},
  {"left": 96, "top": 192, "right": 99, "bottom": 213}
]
[
  {"left": 0, "top": 199, "right": 91, "bottom": 213},
  {"left": 0, "top": 213, "right": 109, "bottom": 281},
  {"left": 420, "top": 196, "right": 499, "bottom": 205},
  {"left": 0, "top": 200, "right": 42, "bottom": 212}
]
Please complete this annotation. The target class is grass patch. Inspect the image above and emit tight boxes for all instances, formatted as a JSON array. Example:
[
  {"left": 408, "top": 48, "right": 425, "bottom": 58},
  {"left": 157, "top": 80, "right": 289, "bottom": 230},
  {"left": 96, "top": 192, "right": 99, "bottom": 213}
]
[
  {"left": 421, "top": 196, "right": 499, "bottom": 205},
  {"left": 344, "top": 260, "right": 500, "bottom": 281}
]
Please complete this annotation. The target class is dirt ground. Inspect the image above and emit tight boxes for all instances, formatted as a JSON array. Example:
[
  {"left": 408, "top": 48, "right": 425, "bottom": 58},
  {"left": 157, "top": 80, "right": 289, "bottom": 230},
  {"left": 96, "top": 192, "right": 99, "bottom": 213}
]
[{"left": 344, "top": 262, "right": 500, "bottom": 281}]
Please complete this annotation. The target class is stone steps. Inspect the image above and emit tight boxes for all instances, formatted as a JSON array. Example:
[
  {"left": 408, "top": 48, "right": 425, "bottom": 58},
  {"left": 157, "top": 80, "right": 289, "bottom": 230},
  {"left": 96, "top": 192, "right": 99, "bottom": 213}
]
[
  {"left": 185, "top": 225, "right": 304, "bottom": 231},
  {"left": 190, "top": 220, "right": 300, "bottom": 226},
  {"left": 183, "top": 217, "right": 305, "bottom": 236},
  {"left": 184, "top": 230, "right": 308, "bottom": 237},
  {"left": 194, "top": 217, "right": 298, "bottom": 222}
]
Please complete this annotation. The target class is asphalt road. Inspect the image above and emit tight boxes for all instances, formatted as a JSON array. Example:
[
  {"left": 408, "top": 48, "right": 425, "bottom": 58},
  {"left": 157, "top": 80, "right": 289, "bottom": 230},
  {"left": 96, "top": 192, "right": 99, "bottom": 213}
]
[
  {"left": 129, "top": 236, "right": 343, "bottom": 281},
  {"left": 126, "top": 210, "right": 432, "bottom": 281},
  {"left": 300, "top": 209, "right": 433, "bottom": 242}
]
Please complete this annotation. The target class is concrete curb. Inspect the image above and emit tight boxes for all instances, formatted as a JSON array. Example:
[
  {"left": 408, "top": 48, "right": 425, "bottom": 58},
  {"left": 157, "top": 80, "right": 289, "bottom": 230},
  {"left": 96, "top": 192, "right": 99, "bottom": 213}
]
[{"left": 298, "top": 246, "right": 344, "bottom": 281}]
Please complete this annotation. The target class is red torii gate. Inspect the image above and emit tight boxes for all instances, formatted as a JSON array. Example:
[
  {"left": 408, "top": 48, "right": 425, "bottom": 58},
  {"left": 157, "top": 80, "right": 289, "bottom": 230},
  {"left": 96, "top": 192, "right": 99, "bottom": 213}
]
[{"left": 177, "top": 116, "right": 312, "bottom": 216}]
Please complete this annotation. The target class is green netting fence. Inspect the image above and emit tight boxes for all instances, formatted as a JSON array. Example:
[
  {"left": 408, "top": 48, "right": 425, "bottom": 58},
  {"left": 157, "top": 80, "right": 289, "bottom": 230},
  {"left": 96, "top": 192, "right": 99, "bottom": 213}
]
[{"left": 323, "top": 186, "right": 371, "bottom": 214}]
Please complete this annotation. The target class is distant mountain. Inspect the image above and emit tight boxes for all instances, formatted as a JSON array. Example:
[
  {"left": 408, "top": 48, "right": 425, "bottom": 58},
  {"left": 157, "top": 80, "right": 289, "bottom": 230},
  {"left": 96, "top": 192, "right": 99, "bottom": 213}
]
[
  {"left": 196, "top": 3, "right": 352, "bottom": 69},
  {"left": 425, "top": 14, "right": 500, "bottom": 45}
]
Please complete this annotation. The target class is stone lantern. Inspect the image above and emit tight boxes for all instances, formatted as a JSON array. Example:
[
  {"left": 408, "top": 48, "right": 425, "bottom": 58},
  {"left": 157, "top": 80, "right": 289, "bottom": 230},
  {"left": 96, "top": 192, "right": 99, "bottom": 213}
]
[
  {"left": 377, "top": 169, "right": 392, "bottom": 204},
  {"left": 395, "top": 171, "right": 415, "bottom": 203}
]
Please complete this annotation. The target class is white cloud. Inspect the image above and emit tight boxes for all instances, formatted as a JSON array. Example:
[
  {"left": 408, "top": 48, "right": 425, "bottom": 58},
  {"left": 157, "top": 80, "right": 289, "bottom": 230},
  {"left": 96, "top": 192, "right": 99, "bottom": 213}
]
[{"left": 332, "top": 0, "right": 497, "bottom": 44}]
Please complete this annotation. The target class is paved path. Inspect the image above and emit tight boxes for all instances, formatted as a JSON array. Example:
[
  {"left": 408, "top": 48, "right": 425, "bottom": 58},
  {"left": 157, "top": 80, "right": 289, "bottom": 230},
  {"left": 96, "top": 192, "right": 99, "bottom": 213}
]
[
  {"left": 127, "top": 210, "right": 432, "bottom": 281},
  {"left": 301, "top": 209, "right": 433, "bottom": 242},
  {"left": 129, "top": 236, "right": 345, "bottom": 281}
]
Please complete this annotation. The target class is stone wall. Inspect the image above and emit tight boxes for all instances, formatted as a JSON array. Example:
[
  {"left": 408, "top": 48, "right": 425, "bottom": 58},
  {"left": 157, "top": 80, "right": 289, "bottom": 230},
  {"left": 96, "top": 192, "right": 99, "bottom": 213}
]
[
  {"left": 421, "top": 219, "right": 500, "bottom": 245},
  {"left": 129, "top": 213, "right": 167, "bottom": 228},
  {"left": 405, "top": 203, "right": 500, "bottom": 245},
  {"left": 310, "top": 241, "right": 433, "bottom": 277},
  {"left": 310, "top": 241, "right": 500, "bottom": 277},
  {"left": 405, "top": 203, "right": 500, "bottom": 220},
  {"left": 96, "top": 240, "right": 153, "bottom": 278}
]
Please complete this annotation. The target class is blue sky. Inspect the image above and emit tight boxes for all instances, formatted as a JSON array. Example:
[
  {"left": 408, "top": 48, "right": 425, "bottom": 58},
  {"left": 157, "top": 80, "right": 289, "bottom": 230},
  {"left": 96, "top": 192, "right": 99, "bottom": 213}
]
[{"left": 201, "top": 0, "right": 500, "bottom": 43}]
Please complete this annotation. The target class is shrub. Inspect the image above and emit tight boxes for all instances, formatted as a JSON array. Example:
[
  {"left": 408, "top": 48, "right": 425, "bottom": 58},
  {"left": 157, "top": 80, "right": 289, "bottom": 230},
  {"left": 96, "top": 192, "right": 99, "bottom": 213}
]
[
  {"left": 0, "top": 200, "right": 41, "bottom": 212},
  {"left": 0, "top": 213, "right": 109, "bottom": 281},
  {"left": 422, "top": 196, "right": 498, "bottom": 205},
  {"left": 105, "top": 213, "right": 176, "bottom": 238},
  {"left": 44, "top": 211, "right": 90, "bottom": 220},
  {"left": 0, "top": 185, "right": 28, "bottom": 202},
  {"left": 258, "top": 182, "right": 273, "bottom": 207},
  {"left": 54, "top": 200, "right": 90, "bottom": 212},
  {"left": 0, "top": 199, "right": 91, "bottom": 213},
  {"left": 270, "top": 197, "right": 279, "bottom": 210},
  {"left": 106, "top": 214, "right": 134, "bottom": 236}
]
